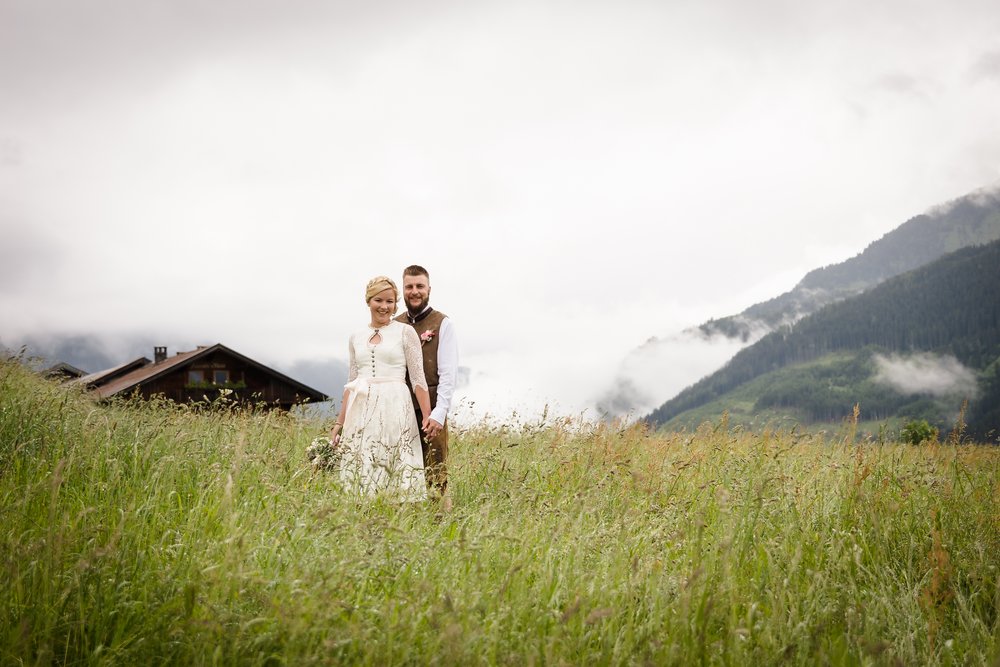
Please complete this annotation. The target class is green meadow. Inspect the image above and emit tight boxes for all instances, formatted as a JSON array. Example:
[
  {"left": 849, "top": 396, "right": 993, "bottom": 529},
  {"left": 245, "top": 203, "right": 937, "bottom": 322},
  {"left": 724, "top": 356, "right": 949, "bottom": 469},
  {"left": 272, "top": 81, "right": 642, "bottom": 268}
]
[{"left": 2, "top": 359, "right": 999, "bottom": 665}]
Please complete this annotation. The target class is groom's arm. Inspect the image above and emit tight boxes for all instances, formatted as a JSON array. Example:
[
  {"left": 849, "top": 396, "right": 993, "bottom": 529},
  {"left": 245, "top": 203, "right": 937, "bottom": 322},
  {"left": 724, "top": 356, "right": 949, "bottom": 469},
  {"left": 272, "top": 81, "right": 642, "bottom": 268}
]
[{"left": 430, "top": 317, "right": 458, "bottom": 426}]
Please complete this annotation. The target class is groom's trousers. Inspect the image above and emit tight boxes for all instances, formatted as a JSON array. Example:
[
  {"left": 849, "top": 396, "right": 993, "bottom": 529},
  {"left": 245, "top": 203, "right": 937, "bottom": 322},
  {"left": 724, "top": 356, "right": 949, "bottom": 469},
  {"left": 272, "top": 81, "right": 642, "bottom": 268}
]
[{"left": 417, "top": 411, "right": 448, "bottom": 496}]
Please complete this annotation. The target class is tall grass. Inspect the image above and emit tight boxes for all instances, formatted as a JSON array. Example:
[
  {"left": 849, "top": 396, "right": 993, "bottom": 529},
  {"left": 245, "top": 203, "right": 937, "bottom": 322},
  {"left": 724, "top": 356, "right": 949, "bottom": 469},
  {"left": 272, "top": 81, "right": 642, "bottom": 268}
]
[{"left": 2, "top": 359, "right": 998, "bottom": 665}]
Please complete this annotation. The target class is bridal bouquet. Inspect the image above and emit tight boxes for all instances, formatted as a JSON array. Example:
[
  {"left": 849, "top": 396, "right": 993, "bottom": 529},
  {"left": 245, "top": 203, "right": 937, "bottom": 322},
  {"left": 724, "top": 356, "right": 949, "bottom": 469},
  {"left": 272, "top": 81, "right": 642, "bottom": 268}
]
[{"left": 306, "top": 436, "right": 339, "bottom": 470}]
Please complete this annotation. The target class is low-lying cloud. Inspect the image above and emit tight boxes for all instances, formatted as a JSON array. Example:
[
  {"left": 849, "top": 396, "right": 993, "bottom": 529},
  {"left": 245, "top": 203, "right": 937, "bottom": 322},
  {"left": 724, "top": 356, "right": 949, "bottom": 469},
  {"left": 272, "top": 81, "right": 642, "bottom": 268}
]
[
  {"left": 594, "top": 327, "right": 763, "bottom": 420},
  {"left": 873, "top": 352, "right": 978, "bottom": 397}
]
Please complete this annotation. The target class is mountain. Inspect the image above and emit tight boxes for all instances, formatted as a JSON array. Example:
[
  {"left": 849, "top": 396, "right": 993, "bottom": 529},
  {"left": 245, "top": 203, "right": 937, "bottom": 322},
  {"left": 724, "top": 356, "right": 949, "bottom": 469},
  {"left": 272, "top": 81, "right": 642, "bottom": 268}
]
[
  {"left": 596, "top": 185, "right": 1000, "bottom": 417},
  {"left": 646, "top": 239, "right": 1000, "bottom": 441},
  {"left": 699, "top": 188, "right": 1000, "bottom": 340},
  {"left": 1, "top": 333, "right": 127, "bottom": 375}
]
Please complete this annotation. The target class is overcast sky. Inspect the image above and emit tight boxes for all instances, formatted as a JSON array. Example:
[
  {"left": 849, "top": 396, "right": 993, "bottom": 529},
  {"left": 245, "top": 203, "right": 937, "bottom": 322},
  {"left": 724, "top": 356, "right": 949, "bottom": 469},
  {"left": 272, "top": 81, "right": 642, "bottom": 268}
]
[{"left": 2, "top": 0, "right": 999, "bottom": 422}]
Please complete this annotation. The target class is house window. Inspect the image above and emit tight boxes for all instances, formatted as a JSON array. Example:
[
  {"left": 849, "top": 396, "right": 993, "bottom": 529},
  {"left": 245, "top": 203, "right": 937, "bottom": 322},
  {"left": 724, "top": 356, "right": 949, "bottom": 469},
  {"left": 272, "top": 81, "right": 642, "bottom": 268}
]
[
  {"left": 213, "top": 370, "right": 230, "bottom": 385},
  {"left": 188, "top": 370, "right": 204, "bottom": 383}
]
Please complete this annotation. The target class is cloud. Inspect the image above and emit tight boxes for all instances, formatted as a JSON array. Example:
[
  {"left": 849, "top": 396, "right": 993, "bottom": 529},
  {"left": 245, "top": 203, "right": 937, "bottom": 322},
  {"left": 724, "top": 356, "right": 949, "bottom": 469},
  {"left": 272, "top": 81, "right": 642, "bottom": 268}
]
[
  {"left": 0, "top": 0, "right": 422, "bottom": 115},
  {"left": 1, "top": 332, "right": 141, "bottom": 373},
  {"left": 970, "top": 50, "right": 1000, "bottom": 83},
  {"left": 873, "top": 352, "right": 978, "bottom": 397},
  {"left": 0, "top": 138, "right": 22, "bottom": 166},
  {"left": 923, "top": 182, "right": 1000, "bottom": 218},
  {"left": 595, "top": 328, "right": 763, "bottom": 419},
  {"left": 0, "top": 225, "right": 63, "bottom": 292},
  {"left": 871, "top": 72, "right": 931, "bottom": 98}
]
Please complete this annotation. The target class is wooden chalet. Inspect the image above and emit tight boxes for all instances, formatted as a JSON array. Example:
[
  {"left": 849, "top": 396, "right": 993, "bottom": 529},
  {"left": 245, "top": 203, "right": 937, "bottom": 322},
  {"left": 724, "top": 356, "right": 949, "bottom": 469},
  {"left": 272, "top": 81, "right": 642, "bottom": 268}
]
[{"left": 77, "top": 344, "right": 326, "bottom": 410}]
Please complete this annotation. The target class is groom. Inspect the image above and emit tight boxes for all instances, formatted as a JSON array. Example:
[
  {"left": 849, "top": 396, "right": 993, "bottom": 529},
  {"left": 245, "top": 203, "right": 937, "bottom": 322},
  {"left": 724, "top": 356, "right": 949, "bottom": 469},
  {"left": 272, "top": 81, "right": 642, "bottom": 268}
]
[{"left": 396, "top": 265, "right": 458, "bottom": 508}]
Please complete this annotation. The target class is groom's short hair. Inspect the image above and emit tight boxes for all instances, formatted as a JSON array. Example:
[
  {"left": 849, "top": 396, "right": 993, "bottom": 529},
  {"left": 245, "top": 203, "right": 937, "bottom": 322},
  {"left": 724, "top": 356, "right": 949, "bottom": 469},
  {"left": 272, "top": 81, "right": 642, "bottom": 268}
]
[{"left": 403, "top": 265, "right": 429, "bottom": 280}]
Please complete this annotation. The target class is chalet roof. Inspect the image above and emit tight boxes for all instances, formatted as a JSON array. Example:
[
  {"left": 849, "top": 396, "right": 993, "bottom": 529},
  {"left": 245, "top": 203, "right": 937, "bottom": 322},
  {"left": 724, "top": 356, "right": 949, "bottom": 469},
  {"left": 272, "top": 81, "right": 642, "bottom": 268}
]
[
  {"left": 74, "top": 357, "right": 151, "bottom": 388},
  {"left": 85, "top": 344, "right": 327, "bottom": 403}
]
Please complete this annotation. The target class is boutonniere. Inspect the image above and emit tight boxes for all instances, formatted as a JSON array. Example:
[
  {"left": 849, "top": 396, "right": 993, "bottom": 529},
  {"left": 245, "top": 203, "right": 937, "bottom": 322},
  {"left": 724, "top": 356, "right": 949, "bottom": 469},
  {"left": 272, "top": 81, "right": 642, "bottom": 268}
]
[{"left": 420, "top": 329, "right": 437, "bottom": 344}]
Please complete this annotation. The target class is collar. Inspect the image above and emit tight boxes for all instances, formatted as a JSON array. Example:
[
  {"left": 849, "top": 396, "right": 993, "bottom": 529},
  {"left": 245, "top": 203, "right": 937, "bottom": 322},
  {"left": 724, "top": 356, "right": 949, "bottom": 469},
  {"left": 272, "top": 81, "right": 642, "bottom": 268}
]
[{"left": 406, "top": 306, "right": 434, "bottom": 324}]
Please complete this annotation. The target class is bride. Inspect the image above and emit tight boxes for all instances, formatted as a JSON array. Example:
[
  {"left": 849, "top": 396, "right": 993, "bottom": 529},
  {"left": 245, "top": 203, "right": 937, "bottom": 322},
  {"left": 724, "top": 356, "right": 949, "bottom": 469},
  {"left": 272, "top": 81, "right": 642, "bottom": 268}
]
[{"left": 331, "top": 276, "right": 432, "bottom": 500}]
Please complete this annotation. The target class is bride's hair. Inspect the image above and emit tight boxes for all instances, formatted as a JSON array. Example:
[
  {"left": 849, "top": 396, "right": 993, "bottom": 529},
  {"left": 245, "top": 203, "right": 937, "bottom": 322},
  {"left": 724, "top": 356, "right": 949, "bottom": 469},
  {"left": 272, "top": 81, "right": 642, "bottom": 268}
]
[{"left": 365, "top": 276, "right": 399, "bottom": 310}]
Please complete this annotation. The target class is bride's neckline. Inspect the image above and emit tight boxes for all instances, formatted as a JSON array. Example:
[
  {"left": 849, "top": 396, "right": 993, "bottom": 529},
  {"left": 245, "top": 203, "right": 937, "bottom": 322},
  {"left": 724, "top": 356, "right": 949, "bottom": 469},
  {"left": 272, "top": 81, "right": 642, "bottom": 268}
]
[{"left": 367, "top": 320, "right": 393, "bottom": 330}]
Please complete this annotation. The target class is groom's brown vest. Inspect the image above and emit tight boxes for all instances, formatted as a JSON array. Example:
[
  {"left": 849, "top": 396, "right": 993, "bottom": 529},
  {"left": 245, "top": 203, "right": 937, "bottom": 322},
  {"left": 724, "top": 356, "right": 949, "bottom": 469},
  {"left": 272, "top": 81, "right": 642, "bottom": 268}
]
[
  {"left": 396, "top": 308, "right": 447, "bottom": 412},
  {"left": 397, "top": 307, "right": 450, "bottom": 493}
]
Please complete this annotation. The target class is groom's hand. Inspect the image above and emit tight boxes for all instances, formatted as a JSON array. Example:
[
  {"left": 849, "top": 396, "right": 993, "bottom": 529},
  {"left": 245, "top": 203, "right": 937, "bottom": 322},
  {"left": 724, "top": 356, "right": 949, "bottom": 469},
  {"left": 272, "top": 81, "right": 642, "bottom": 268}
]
[{"left": 425, "top": 418, "right": 443, "bottom": 440}]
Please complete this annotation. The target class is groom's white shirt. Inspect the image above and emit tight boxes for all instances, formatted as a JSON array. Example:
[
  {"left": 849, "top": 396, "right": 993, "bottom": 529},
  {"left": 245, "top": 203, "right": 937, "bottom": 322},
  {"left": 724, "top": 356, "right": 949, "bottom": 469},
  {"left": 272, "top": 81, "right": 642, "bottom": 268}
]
[{"left": 431, "top": 317, "right": 458, "bottom": 425}]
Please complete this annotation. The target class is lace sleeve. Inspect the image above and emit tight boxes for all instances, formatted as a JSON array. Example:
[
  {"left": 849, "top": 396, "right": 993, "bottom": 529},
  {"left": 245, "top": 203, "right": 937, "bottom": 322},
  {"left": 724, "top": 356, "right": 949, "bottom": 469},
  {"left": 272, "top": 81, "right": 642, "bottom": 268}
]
[
  {"left": 402, "top": 326, "right": 429, "bottom": 392},
  {"left": 347, "top": 334, "right": 359, "bottom": 383}
]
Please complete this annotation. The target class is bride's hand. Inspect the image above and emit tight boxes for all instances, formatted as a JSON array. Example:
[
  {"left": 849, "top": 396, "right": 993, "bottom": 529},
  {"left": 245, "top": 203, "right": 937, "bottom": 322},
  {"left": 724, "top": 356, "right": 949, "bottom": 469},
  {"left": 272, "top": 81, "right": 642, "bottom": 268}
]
[{"left": 423, "top": 417, "right": 443, "bottom": 439}]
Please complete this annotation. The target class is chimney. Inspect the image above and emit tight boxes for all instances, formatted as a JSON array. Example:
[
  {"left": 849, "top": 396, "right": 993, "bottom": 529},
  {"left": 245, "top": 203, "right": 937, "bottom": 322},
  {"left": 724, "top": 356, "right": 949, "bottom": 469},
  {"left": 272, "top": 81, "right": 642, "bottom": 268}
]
[{"left": 154, "top": 346, "right": 167, "bottom": 363}]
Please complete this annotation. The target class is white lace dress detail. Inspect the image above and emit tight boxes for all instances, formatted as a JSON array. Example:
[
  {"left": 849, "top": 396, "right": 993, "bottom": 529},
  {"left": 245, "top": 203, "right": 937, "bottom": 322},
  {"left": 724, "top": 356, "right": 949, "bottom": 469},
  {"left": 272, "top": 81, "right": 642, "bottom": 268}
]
[
  {"left": 402, "top": 326, "right": 429, "bottom": 393},
  {"left": 339, "top": 320, "right": 427, "bottom": 500}
]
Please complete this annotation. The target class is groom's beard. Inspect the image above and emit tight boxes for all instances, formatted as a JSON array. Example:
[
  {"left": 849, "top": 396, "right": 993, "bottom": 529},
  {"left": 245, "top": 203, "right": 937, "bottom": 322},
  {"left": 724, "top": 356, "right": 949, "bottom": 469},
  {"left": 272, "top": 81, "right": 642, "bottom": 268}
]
[{"left": 406, "top": 297, "right": 429, "bottom": 316}]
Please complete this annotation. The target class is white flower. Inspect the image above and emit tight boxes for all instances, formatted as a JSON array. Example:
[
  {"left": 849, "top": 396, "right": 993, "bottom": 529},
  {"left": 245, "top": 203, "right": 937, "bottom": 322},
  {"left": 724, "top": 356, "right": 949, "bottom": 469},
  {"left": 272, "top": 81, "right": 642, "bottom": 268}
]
[{"left": 306, "top": 436, "right": 339, "bottom": 470}]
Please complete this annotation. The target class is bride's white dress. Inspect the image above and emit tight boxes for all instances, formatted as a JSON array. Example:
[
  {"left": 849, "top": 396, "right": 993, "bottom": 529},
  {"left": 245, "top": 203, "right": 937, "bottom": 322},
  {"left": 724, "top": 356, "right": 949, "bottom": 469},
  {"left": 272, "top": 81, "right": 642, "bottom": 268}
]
[{"left": 339, "top": 320, "right": 428, "bottom": 501}]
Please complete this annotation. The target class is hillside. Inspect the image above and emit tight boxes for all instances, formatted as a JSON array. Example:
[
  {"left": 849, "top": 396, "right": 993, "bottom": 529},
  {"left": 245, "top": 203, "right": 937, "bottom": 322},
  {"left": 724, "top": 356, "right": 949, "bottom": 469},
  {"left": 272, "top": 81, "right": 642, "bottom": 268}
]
[
  {"left": 647, "top": 239, "right": 1000, "bottom": 440},
  {"left": 700, "top": 187, "right": 1000, "bottom": 339},
  {"left": 595, "top": 186, "right": 1000, "bottom": 418},
  {"left": 657, "top": 349, "right": 983, "bottom": 435}
]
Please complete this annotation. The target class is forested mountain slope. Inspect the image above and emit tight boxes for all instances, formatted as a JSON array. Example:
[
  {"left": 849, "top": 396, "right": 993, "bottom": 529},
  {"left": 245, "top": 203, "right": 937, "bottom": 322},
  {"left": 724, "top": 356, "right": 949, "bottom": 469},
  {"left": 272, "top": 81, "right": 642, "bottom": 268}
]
[
  {"left": 700, "top": 189, "right": 1000, "bottom": 339},
  {"left": 597, "top": 187, "right": 1000, "bottom": 419},
  {"left": 647, "top": 239, "right": 1000, "bottom": 440}
]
